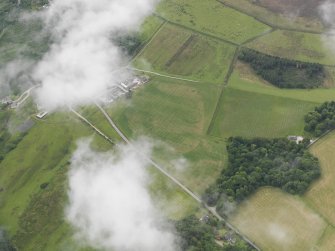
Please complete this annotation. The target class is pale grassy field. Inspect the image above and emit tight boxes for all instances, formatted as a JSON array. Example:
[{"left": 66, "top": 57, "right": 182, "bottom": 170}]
[
  {"left": 304, "top": 132, "right": 335, "bottom": 225},
  {"left": 230, "top": 188, "right": 326, "bottom": 251},
  {"left": 316, "top": 226, "right": 335, "bottom": 251}
]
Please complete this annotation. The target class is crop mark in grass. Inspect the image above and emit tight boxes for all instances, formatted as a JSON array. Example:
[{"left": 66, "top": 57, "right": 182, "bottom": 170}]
[
  {"left": 165, "top": 34, "right": 196, "bottom": 67},
  {"left": 154, "top": 14, "right": 239, "bottom": 47}
]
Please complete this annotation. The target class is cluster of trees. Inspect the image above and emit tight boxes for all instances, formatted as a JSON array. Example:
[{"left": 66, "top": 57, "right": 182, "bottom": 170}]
[
  {"left": 113, "top": 34, "right": 142, "bottom": 56},
  {"left": 175, "top": 215, "right": 254, "bottom": 251},
  {"left": 205, "top": 137, "right": 320, "bottom": 203},
  {"left": 304, "top": 101, "right": 335, "bottom": 136},
  {"left": 238, "top": 48, "right": 325, "bottom": 89},
  {"left": 0, "top": 110, "right": 26, "bottom": 162},
  {"left": 0, "top": 229, "right": 16, "bottom": 251}
]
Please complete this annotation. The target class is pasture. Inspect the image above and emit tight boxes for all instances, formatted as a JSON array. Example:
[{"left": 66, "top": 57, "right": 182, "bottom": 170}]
[
  {"left": 156, "top": 0, "right": 270, "bottom": 44},
  {"left": 228, "top": 68, "right": 335, "bottom": 103},
  {"left": 316, "top": 226, "right": 335, "bottom": 251},
  {"left": 108, "top": 76, "right": 225, "bottom": 194},
  {"left": 246, "top": 30, "right": 335, "bottom": 65},
  {"left": 210, "top": 87, "right": 317, "bottom": 138},
  {"left": 230, "top": 188, "right": 326, "bottom": 251},
  {"left": 134, "top": 23, "right": 236, "bottom": 83},
  {"left": 304, "top": 132, "right": 335, "bottom": 225}
]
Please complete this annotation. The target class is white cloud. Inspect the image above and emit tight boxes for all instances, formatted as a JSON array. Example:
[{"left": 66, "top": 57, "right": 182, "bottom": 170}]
[
  {"left": 319, "top": 1, "right": 335, "bottom": 55},
  {"left": 66, "top": 139, "right": 178, "bottom": 251},
  {"left": 32, "top": 0, "right": 158, "bottom": 110}
]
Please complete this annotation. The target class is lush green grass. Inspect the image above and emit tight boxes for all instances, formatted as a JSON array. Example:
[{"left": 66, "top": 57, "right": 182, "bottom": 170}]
[
  {"left": 156, "top": 0, "right": 270, "bottom": 44},
  {"left": 149, "top": 166, "right": 199, "bottom": 220},
  {"left": 210, "top": 87, "right": 317, "bottom": 138},
  {"left": 246, "top": 30, "right": 335, "bottom": 65},
  {"left": 79, "top": 105, "right": 123, "bottom": 142},
  {"left": 108, "top": 76, "right": 226, "bottom": 194},
  {"left": 221, "top": 0, "right": 324, "bottom": 32},
  {"left": 0, "top": 112, "right": 98, "bottom": 250},
  {"left": 134, "top": 23, "right": 236, "bottom": 83},
  {"left": 228, "top": 70, "right": 335, "bottom": 103},
  {"left": 138, "top": 15, "right": 165, "bottom": 44}
]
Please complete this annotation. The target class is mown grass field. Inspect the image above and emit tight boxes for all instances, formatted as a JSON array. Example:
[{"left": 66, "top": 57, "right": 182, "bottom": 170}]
[
  {"left": 108, "top": 76, "right": 225, "bottom": 194},
  {"left": 134, "top": 23, "right": 236, "bottom": 83},
  {"left": 304, "top": 132, "right": 335, "bottom": 225},
  {"left": 230, "top": 188, "right": 327, "bottom": 251},
  {"left": 156, "top": 0, "right": 270, "bottom": 44},
  {"left": 246, "top": 30, "right": 335, "bottom": 65},
  {"left": 220, "top": 0, "right": 324, "bottom": 32},
  {"left": 316, "top": 226, "right": 335, "bottom": 251},
  {"left": 210, "top": 87, "right": 317, "bottom": 138}
]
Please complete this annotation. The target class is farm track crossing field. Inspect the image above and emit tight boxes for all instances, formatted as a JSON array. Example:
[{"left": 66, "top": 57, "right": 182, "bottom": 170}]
[
  {"left": 230, "top": 188, "right": 327, "bottom": 251},
  {"left": 108, "top": 77, "right": 226, "bottom": 194},
  {"left": 156, "top": 0, "right": 270, "bottom": 44},
  {"left": 246, "top": 30, "right": 335, "bottom": 65},
  {"left": 304, "top": 132, "right": 335, "bottom": 225},
  {"left": 134, "top": 23, "right": 236, "bottom": 84}
]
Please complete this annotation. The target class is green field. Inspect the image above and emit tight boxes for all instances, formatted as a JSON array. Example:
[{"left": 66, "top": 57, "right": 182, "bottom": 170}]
[
  {"left": 246, "top": 30, "right": 335, "bottom": 65},
  {"left": 108, "top": 76, "right": 226, "bottom": 194},
  {"left": 134, "top": 23, "right": 236, "bottom": 83},
  {"left": 0, "top": 112, "right": 95, "bottom": 250},
  {"left": 210, "top": 87, "right": 317, "bottom": 138},
  {"left": 156, "top": 0, "right": 270, "bottom": 44},
  {"left": 228, "top": 68, "right": 335, "bottom": 103}
]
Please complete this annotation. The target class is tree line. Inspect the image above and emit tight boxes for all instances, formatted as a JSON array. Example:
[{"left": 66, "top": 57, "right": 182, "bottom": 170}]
[
  {"left": 238, "top": 48, "right": 325, "bottom": 89},
  {"left": 204, "top": 137, "right": 320, "bottom": 206},
  {"left": 175, "top": 215, "right": 254, "bottom": 251},
  {"left": 304, "top": 101, "right": 335, "bottom": 136}
]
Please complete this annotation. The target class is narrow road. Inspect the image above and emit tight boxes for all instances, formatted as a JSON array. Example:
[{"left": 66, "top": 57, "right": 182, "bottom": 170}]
[
  {"left": 95, "top": 103, "right": 261, "bottom": 251},
  {"left": 13, "top": 86, "right": 37, "bottom": 108},
  {"left": 128, "top": 67, "right": 200, "bottom": 83},
  {"left": 95, "top": 102, "right": 202, "bottom": 203},
  {"left": 70, "top": 108, "right": 114, "bottom": 145}
]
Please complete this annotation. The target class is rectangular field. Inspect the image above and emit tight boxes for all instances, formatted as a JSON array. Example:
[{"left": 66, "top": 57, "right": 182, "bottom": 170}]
[
  {"left": 134, "top": 23, "right": 236, "bottom": 83},
  {"left": 246, "top": 30, "right": 335, "bottom": 65},
  {"left": 156, "top": 0, "right": 270, "bottom": 44},
  {"left": 210, "top": 87, "right": 317, "bottom": 138},
  {"left": 228, "top": 69, "right": 335, "bottom": 103}
]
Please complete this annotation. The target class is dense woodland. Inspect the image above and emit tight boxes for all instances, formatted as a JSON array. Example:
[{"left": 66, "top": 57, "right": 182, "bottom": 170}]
[
  {"left": 113, "top": 34, "right": 142, "bottom": 56},
  {"left": 205, "top": 137, "right": 320, "bottom": 204},
  {"left": 304, "top": 101, "right": 335, "bottom": 136},
  {"left": 238, "top": 48, "right": 325, "bottom": 89},
  {"left": 175, "top": 215, "right": 254, "bottom": 251}
]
